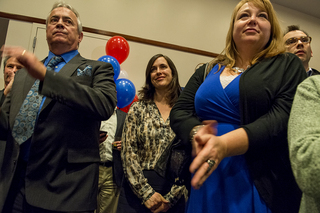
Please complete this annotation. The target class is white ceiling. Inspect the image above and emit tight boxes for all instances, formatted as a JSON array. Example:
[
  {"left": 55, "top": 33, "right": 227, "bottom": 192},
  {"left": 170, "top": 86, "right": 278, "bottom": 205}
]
[{"left": 271, "top": 0, "right": 320, "bottom": 19}]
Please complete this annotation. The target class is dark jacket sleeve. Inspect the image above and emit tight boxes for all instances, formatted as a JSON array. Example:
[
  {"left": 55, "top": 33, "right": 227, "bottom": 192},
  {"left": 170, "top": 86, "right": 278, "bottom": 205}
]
[
  {"left": 240, "top": 53, "right": 307, "bottom": 156},
  {"left": 115, "top": 109, "right": 127, "bottom": 138},
  {"left": 0, "top": 90, "right": 5, "bottom": 107},
  {"left": 0, "top": 90, "right": 11, "bottom": 139},
  {"left": 40, "top": 58, "right": 117, "bottom": 121},
  {"left": 170, "top": 64, "right": 206, "bottom": 145}
]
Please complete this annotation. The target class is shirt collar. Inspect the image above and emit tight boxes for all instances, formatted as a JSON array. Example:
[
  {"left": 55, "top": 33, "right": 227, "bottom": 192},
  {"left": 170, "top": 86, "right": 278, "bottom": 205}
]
[
  {"left": 44, "top": 49, "right": 79, "bottom": 66},
  {"left": 307, "top": 67, "right": 313, "bottom": 77}
]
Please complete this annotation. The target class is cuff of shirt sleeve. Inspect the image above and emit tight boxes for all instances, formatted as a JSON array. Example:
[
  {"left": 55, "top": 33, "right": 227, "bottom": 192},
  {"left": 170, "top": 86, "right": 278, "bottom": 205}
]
[
  {"left": 141, "top": 186, "right": 155, "bottom": 204},
  {"left": 163, "top": 194, "right": 175, "bottom": 207}
]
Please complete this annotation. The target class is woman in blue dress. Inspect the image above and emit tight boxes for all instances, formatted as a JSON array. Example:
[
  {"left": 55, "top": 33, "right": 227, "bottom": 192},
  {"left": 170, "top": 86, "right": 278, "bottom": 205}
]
[{"left": 170, "top": 0, "right": 306, "bottom": 212}]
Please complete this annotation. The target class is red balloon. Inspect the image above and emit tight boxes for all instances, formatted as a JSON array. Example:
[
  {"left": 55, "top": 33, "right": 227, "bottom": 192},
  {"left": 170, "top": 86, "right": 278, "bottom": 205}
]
[
  {"left": 119, "top": 94, "right": 138, "bottom": 113},
  {"left": 106, "top": 36, "right": 130, "bottom": 64}
]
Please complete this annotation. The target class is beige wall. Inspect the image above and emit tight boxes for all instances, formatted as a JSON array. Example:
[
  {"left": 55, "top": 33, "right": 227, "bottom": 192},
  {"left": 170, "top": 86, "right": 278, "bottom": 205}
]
[
  {"left": 1, "top": 0, "right": 320, "bottom": 90},
  {"left": 275, "top": 4, "right": 320, "bottom": 69}
]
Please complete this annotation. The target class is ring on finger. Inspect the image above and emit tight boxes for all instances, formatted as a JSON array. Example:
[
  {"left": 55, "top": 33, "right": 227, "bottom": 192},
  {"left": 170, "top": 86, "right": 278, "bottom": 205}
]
[{"left": 206, "top": 159, "right": 215, "bottom": 174}]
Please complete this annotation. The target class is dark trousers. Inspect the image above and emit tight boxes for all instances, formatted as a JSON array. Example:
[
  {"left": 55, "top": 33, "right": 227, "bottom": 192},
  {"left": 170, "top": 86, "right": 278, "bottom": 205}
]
[
  {"left": 3, "top": 159, "right": 93, "bottom": 213},
  {"left": 117, "top": 170, "right": 186, "bottom": 213}
]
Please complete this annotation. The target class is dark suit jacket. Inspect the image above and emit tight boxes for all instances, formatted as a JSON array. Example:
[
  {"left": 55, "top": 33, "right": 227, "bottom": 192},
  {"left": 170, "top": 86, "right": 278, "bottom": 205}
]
[
  {"left": 0, "top": 89, "right": 4, "bottom": 106},
  {"left": 311, "top": 68, "right": 320, "bottom": 76},
  {"left": 0, "top": 53, "right": 117, "bottom": 212},
  {"left": 0, "top": 89, "right": 5, "bottom": 171},
  {"left": 113, "top": 109, "right": 127, "bottom": 187}
]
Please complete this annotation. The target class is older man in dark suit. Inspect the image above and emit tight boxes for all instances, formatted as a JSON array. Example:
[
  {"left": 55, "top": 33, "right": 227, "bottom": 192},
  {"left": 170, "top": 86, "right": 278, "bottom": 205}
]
[{"left": 0, "top": 2, "right": 116, "bottom": 213}]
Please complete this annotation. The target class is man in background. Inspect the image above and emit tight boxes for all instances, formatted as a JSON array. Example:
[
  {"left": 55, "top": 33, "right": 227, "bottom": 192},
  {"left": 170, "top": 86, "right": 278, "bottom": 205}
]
[
  {"left": 0, "top": 2, "right": 116, "bottom": 212},
  {"left": 284, "top": 25, "right": 319, "bottom": 76},
  {"left": 97, "top": 108, "right": 127, "bottom": 213},
  {"left": 0, "top": 56, "right": 24, "bottom": 181},
  {"left": 0, "top": 56, "right": 24, "bottom": 105}
]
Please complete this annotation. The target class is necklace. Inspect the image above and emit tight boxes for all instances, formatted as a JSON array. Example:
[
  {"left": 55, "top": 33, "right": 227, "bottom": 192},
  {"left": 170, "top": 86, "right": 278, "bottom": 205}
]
[
  {"left": 232, "top": 65, "right": 250, "bottom": 74},
  {"left": 232, "top": 67, "right": 245, "bottom": 73}
]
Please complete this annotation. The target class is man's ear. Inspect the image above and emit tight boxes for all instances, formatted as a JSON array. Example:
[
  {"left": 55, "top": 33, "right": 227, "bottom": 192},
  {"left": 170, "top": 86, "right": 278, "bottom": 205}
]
[{"left": 78, "top": 32, "right": 83, "bottom": 44}]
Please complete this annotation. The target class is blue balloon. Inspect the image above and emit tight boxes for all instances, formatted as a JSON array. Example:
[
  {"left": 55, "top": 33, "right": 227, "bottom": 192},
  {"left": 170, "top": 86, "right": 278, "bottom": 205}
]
[
  {"left": 98, "top": 55, "right": 120, "bottom": 80},
  {"left": 115, "top": 78, "right": 136, "bottom": 108}
]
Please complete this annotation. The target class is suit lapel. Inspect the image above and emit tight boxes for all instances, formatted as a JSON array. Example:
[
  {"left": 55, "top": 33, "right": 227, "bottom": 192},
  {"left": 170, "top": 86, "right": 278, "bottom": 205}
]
[
  {"left": 58, "top": 53, "right": 86, "bottom": 77},
  {"left": 22, "top": 70, "right": 36, "bottom": 100}
]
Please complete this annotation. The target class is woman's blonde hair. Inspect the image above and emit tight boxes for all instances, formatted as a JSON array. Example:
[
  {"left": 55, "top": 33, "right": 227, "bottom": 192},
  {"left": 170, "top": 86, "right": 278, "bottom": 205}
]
[{"left": 206, "top": 0, "right": 285, "bottom": 74}]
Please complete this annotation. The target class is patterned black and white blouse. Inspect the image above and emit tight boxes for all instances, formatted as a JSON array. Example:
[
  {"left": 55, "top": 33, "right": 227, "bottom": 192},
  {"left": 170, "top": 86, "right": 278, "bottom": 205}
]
[{"left": 121, "top": 100, "right": 186, "bottom": 206}]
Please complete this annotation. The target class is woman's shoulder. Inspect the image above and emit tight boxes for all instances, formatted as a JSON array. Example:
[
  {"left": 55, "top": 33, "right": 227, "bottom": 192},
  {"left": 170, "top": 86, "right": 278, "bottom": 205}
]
[
  {"left": 258, "top": 52, "right": 303, "bottom": 70},
  {"left": 271, "top": 52, "right": 300, "bottom": 62},
  {"left": 127, "top": 100, "right": 153, "bottom": 119},
  {"left": 194, "top": 63, "right": 207, "bottom": 75},
  {"left": 130, "top": 99, "right": 154, "bottom": 109},
  {"left": 194, "top": 62, "right": 218, "bottom": 80}
]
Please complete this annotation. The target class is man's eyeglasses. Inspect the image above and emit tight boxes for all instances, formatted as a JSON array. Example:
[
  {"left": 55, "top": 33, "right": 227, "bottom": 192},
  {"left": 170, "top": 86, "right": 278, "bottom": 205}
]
[{"left": 285, "top": 36, "right": 312, "bottom": 46}]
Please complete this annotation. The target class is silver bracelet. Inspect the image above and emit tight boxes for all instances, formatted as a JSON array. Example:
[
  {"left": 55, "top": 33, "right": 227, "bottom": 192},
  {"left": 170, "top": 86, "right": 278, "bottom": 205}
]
[{"left": 189, "top": 125, "right": 205, "bottom": 143}]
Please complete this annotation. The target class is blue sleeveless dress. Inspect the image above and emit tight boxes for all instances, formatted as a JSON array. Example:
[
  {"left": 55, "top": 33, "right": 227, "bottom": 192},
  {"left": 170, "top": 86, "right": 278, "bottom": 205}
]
[{"left": 186, "top": 65, "right": 272, "bottom": 213}]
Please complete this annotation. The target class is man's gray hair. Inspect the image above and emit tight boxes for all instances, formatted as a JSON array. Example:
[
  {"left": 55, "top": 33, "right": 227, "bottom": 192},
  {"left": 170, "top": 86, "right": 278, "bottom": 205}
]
[{"left": 46, "top": 1, "right": 82, "bottom": 35}]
